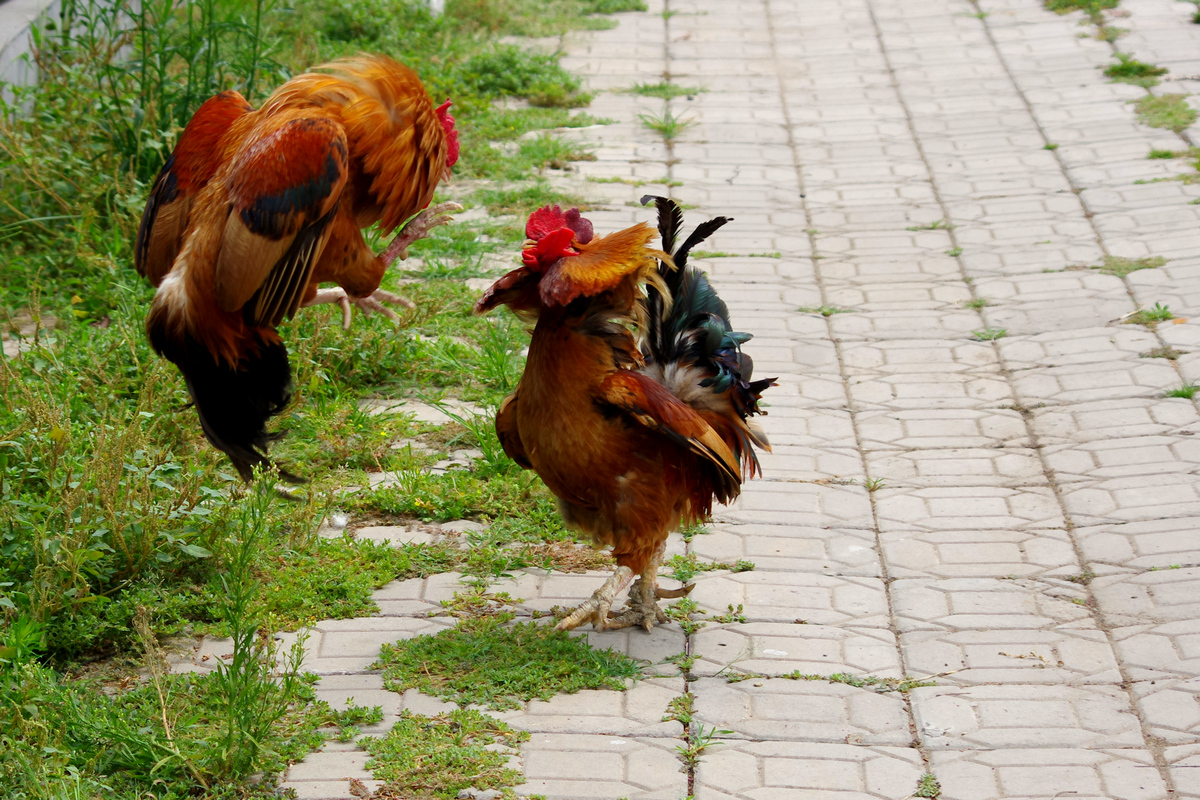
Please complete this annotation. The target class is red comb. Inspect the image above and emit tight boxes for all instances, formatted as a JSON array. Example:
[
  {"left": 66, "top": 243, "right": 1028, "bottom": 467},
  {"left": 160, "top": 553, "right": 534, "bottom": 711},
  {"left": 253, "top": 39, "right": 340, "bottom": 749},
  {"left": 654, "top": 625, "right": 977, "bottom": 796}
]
[{"left": 525, "top": 205, "right": 594, "bottom": 243}]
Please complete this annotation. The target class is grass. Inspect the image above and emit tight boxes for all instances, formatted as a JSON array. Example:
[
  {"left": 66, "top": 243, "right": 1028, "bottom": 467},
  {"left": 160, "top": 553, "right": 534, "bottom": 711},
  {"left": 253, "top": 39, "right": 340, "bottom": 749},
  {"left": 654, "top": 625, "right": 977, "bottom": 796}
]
[
  {"left": 1045, "top": 0, "right": 1118, "bottom": 18},
  {"left": 1134, "top": 94, "right": 1198, "bottom": 133},
  {"left": 972, "top": 328, "right": 1008, "bottom": 341},
  {"left": 1125, "top": 302, "right": 1174, "bottom": 327},
  {"left": 374, "top": 618, "right": 643, "bottom": 709},
  {"left": 964, "top": 297, "right": 991, "bottom": 309},
  {"left": 664, "top": 553, "right": 754, "bottom": 582},
  {"left": 725, "top": 669, "right": 937, "bottom": 693},
  {"left": 628, "top": 81, "right": 704, "bottom": 99},
  {"left": 1166, "top": 383, "right": 1200, "bottom": 399},
  {"left": 640, "top": 106, "right": 696, "bottom": 141},
  {"left": 906, "top": 220, "right": 953, "bottom": 231},
  {"left": 1142, "top": 346, "right": 1184, "bottom": 360},
  {"left": 361, "top": 710, "right": 528, "bottom": 800},
  {"left": 1093, "top": 255, "right": 1168, "bottom": 277},
  {"left": 1149, "top": 149, "right": 1180, "bottom": 159},
  {"left": 797, "top": 305, "right": 851, "bottom": 316},
  {"left": 1104, "top": 54, "right": 1167, "bottom": 87}
]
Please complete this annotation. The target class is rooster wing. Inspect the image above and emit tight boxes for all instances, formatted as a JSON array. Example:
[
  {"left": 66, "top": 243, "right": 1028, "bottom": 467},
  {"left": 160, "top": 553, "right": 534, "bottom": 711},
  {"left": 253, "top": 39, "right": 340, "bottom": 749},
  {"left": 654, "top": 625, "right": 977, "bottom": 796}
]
[
  {"left": 214, "top": 112, "right": 349, "bottom": 328},
  {"left": 136, "top": 91, "right": 254, "bottom": 286}
]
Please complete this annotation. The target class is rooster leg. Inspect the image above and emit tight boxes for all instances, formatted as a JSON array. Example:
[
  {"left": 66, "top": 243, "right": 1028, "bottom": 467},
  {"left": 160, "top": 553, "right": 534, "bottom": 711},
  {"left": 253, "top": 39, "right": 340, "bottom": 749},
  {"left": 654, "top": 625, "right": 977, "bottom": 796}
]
[
  {"left": 608, "top": 540, "right": 693, "bottom": 632},
  {"left": 379, "top": 202, "right": 464, "bottom": 266},
  {"left": 302, "top": 288, "right": 414, "bottom": 330},
  {"left": 555, "top": 566, "right": 635, "bottom": 632}
]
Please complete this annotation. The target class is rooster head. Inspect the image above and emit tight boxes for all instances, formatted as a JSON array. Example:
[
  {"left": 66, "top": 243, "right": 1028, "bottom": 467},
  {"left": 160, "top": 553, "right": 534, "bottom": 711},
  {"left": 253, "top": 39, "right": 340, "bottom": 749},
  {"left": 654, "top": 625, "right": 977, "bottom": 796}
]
[{"left": 435, "top": 99, "right": 460, "bottom": 171}]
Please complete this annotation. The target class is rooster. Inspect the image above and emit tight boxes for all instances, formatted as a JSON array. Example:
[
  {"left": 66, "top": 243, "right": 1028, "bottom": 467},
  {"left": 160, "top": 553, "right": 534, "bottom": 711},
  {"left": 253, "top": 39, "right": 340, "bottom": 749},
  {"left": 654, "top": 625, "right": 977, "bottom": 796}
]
[
  {"left": 475, "top": 198, "right": 773, "bottom": 631},
  {"left": 138, "top": 56, "right": 460, "bottom": 481}
]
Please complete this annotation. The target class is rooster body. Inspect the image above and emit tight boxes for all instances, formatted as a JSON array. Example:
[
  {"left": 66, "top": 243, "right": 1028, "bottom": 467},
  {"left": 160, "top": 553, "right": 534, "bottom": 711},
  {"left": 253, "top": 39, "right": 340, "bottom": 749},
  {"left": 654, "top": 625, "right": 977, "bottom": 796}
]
[
  {"left": 139, "top": 56, "right": 460, "bottom": 480},
  {"left": 477, "top": 200, "right": 773, "bottom": 631}
]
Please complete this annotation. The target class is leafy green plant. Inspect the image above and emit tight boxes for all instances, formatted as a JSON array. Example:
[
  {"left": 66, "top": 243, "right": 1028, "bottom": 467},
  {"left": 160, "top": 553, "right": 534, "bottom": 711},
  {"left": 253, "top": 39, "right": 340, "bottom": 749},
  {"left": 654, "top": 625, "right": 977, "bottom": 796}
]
[
  {"left": 639, "top": 106, "right": 695, "bottom": 141},
  {"left": 628, "top": 81, "right": 703, "bottom": 99},
  {"left": 972, "top": 328, "right": 1008, "bottom": 341},
  {"left": 1166, "top": 383, "right": 1200, "bottom": 399},
  {"left": 1125, "top": 302, "right": 1174, "bottom": 326},
  {"left": 1093, "top": 255, "right": 1168, "bottom": 276}
]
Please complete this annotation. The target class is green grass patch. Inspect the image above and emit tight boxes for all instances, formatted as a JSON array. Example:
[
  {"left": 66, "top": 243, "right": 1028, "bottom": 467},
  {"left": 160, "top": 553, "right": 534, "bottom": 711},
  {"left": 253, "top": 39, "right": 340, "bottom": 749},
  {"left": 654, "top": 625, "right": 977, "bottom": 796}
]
[
  {"left": 664, "top": 553, "right": 754, "bottom": 582},
  {"left": 639, "top": 106, "right": 696, "bottom": 141},
  {"left": 1134, "top": 94, "right": 1198, "bottom": 133},
  {"left": 1166, "top": 383, "right": 1200, "bottom": 399},
  {"left": 1045, "top": 0, "right": 1118, "bottom": 15},
  {"left": 1142, "top": 346, "right": 1184, "bottom": 360},
  {"left": 1149, "top": 148, "right": 1180, "bottom": 159},
  {"left": 362, "top": 709, "right": 528, "bottom": 800},
  {"left": 972, "top": 328, "right": 1008, "bottom": 341},
  {"left": 473, "top": 183, "right": 590, "bottom": 217},
  {"left": 1104, "top": 54, "right": 1167, "bottom": 86},
  {"left": 628, "top": 81, "right": 703, "bottom": 99},
  {"left": 915, "top": 773, "right": 943, "bottom": 799},
  {"left": 375, "top": 618, "right": 643, "bottom": 709},
  {"left": 797, "top": 305, "right": 851, "bottom": 316},
  {"left": 1093, "top": 255, "right": 1168, "bottom": 277},
  {"left": 1124, "top": 302, "right": 1174, "bottom": 327}
]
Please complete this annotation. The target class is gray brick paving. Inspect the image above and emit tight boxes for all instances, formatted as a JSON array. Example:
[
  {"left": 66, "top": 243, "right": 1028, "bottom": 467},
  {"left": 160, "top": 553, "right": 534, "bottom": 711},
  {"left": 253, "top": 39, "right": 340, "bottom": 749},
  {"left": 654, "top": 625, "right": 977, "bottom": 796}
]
[{"left": 166, "top": 0, "right": 1200, "bottom": 795}]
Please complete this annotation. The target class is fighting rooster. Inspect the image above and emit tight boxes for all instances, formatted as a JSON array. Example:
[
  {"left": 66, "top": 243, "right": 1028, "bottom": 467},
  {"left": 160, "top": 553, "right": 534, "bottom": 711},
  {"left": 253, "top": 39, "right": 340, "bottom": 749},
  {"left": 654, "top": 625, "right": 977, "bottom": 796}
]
[
  {"left": 137, "top": 56, "right": 460, "bottom": 481},
  {"left": 475, "top": 197, "right": 773, "bottom": 631}
]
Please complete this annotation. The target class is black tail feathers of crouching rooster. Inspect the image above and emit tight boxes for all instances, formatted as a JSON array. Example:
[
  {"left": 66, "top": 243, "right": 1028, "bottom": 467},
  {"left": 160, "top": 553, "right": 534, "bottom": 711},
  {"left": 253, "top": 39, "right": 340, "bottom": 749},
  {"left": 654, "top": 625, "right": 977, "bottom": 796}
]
[
  {"left": 146, "top": 324, "right": 304, "bottom": 485},
  {"left": 639, "top": 195, "right": 776, "bottom": 476}
]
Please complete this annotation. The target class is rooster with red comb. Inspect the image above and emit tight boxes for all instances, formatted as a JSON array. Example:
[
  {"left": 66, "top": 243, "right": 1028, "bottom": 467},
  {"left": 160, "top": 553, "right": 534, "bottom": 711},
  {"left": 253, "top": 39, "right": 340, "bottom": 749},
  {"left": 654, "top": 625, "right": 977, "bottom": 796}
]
[{"left": 476, "top": 198, "right": 774, "bottom": 631}]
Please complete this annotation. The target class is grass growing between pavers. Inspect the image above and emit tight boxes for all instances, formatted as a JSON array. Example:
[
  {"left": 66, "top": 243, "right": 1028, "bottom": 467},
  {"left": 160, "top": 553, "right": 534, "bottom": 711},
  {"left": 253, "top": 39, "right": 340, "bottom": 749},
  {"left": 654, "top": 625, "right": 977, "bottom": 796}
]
[
  {"left": 1092, "top": 254, "right": 1168, "bottom": 276},
  {"left": 361, "top": 709, "right": 529, "bottom": 800},
  {"left": 1104, "top": 54, "right": 1167, "bottom": 87},
  {"left": 375, "top": 617, "right": 644, "bottom": 710},
  {"left": 0, "top": 0, "right": 658, "bottom": 794},
  {"left": 1134, "top": 94, "right": 1198, "bottom": 132}
]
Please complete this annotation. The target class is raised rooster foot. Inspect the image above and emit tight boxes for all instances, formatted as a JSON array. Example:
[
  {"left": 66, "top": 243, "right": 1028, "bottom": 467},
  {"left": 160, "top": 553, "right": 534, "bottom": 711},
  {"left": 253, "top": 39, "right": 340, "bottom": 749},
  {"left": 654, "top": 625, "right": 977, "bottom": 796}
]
[
  {"left": 304, "top": 288, "right": 415, "bottom": 330},
  {"left": 380, "top": 201, "right": 464, "bottom": 266},
  {"left": 555, "top": 566, "right": 634, "bottom": 632}
]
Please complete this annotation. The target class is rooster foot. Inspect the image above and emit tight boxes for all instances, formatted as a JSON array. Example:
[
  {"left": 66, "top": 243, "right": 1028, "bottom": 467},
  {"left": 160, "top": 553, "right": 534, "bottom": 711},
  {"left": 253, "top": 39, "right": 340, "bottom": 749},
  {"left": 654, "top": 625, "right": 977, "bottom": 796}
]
[
  {"left": 380, "top": 201, "right": 464, "bottom": 266},
  {"left": 605, "top": 577, "right": 671, "bottom": 632},
  {"left": 555, "top": 566, "right": 634, "bottom": 632},
  {"left": 304, "top": 288, "right": 414, "bottom": 330}
]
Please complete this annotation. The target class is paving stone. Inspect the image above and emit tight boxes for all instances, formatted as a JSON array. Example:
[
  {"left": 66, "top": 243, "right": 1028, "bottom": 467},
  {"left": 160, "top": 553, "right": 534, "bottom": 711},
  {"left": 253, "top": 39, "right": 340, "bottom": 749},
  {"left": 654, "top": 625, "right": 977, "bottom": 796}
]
[
  {"left": 911, "top": 684, "right": 1145, "bottom": 749},
  {"left": 515, "top": 734, "right": 684, "bottom": 800},
  {"left": 694, "top": 741, "right": 924, "bottom": 799},
  {"left": 1093, "top": 567, "right": 1200, "bottom": 627},
  {"left": 931, "top": 748, "right": 1168, "bottom": 800},
  {"left": 692, "top": 621, "right": 901, "bottom": 679},
  {"left": 690, "top": 676, "right": 911, "bottom": 745},
  {"left": 901, "top": 627, "right": 1123, "bottom": 686},
  {"left": 493, "top": 678, "right": 682, "bottom": 737},
  {"left": 689, "top": 522, "right": 883, "bottom": 576},
  {"left": 688, "top": 571, "right": 890, "bottom": 627},
  {"left": 880, "top": 526, "right": 1079, "bottom": 579},
  {"left": 892, "top": 577, "right": 1092, "bottom": 633}
]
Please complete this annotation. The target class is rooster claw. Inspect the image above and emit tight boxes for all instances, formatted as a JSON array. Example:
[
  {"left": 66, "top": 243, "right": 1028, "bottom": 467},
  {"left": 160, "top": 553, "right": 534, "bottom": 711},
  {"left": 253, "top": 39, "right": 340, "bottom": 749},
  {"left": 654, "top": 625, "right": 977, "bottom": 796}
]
[
  {"left": 380, "top": 201, "right": 464, "bottom": 266},
  {"left": 304, "top": 288, "right": 414, "bottom": 330}
]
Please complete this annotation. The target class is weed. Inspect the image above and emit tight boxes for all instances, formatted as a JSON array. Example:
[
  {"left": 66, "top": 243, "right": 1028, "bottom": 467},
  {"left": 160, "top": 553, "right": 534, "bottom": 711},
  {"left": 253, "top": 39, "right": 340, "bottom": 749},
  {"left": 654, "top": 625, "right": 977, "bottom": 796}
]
[
  {"left": 797, "top": 305, "right": 851, "bottom": 316},
  {"left": 664, "top": 650, "right": 697, "bottom": 674},
  {"left": 1093, "top": 255, "right": 1168, "bottom": 276},
  {"left": 676, "top": 723, "right": 731, "bottom": 769},
  {"left": 1045, "top": 0, "right": 1118, "bottom": 17},
  {"left": 915, "top": 772, "right": 942, "bottom": 798},
  {"left": 639, "top": 107, "right": 696, "bottom": 141},
  {"left": 906, "top": 220, "right": 954, "bottom": 231},
  {"left": 1064, "top": 570, "right": 1096, "bottom": 585},
  {"left": 1142, "top": 346, "right": 1184, "bottom": 360},
  {"left": 1166, "top": 383, "right": 1200, "bottom": 399},
  {"left": 1044, "top": 143, "right": 1060, "bottom": 150},
  {"left": 1104, "top": 54, "right": 1167, "bottom": 86},
  {"left": 679, "top": 522, "right": 710, "bottom": 542},
  {"left": 361, "top": 709, "right": 528, "bottom": 800},
  {"left": 665, "top": 597, "right": 707, "bottom": 635},
  {"left": 664, "top": 553, "right": 752, "bottom": 582},
  {"left": 1149, "top": 148, "right": 1180, "bottom": 159},
  {"left": 1134, "top": 94, "right": 1198, "bottom": 132},
  {"left": 864, "top": 477, "right": 886, "bottom": 492},
  {"left": 964, "top": 297, "right": 991, "bottom": 309},
  {"left": 375, "top": 618, "right": 641, "bottom": 709},
  {"left": 726, "top": 669, "right": 936, "bottom": 693},
  {"left": 662, "top": 693, "right": 695, "bottom": 726},
  {"left": 946, "top": 247, "right": 964, "bottom": 256},
  {"left": 628, "top": 81, "right": 703, "bottom": 99},
  {"left": 972, "top": 328, "right": 1008, "bottom": 341},
  {"left": 1096, "top": 25, "right": 1125, "bottom": 41},
  {"left": 710, "top": 604, "right": 748, "bottom": 624},
  {"left": 1124, "top": 302, "right": 1174, "bottom": 327},
  {"left": 332, "top": 700, "right": 384, "bottom": 741},
  {"left": 586, "top": 175, "right": 683, "bottom": 187}
]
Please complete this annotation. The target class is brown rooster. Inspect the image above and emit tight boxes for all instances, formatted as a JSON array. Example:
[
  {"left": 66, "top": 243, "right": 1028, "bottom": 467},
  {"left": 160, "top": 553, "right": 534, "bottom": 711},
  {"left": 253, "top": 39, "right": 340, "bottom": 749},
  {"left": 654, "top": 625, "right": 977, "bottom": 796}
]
[
  {"left": 475, "top": 198, "right": 774, "bottom": 631},
  {"left": 137, "top": 56, "right": 460, "bottom": 481}
]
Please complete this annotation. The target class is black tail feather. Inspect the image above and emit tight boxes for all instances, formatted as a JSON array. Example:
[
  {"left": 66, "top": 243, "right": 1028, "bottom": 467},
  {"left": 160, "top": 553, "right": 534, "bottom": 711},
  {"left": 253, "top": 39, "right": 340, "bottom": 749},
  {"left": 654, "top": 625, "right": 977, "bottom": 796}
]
[{"left": 149, "top": 328, "right": 304, "bottom": 483}]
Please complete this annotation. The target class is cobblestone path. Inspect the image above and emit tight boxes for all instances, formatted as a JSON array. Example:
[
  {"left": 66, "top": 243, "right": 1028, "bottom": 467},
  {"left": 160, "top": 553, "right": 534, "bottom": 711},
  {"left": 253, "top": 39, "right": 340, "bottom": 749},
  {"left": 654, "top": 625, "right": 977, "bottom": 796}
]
[{"left": 182, "top": 0, "right": 1200, "bottom": 797}]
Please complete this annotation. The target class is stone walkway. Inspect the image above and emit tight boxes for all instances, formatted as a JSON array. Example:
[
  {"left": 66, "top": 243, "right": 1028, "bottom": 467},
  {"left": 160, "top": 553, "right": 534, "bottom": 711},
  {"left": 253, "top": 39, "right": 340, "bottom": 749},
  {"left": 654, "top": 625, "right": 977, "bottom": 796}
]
[{"left": 181, "top": 1, "right": 1200, "bottom": 797}]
